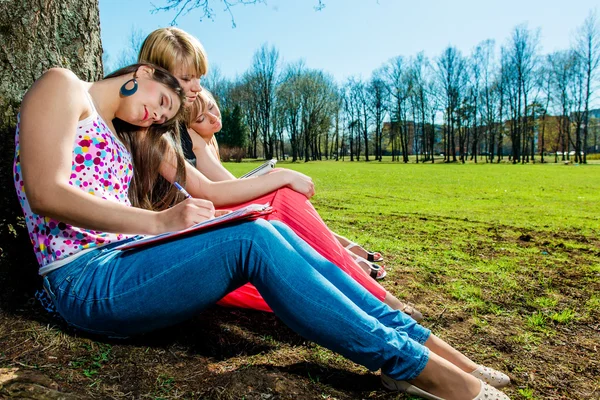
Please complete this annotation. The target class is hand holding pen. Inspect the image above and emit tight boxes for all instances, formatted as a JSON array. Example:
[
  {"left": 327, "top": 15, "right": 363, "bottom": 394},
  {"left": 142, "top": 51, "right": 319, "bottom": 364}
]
[
  {"left": 174, "top": 181, "right": 192, "bottom": 199},
  {"left": 174, "top": 181, "right": 231, "bottom": 217}
]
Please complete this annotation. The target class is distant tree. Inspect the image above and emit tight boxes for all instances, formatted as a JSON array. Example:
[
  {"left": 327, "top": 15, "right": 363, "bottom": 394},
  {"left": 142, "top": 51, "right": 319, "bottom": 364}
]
[
  {"left": 368, "top": 70, "right": 388, "bottom": 161},
  {"left": 251, "top": 44, "right": 279, "bottom": 159},
  {"left": 536, "top": 57, "right": 553, "bottom": 163},
  {"left": 115, "top": 27, "right": 146, "bottom": 71},
  {"left": 409, "top": 52, "right": 432, "bottom": 163},
  {"left": 435, "top": 46, "right": 467, "bottom": 163},
  {"left": 548, "top": 50, "right": 578, "bottom": 161},
  {"left": 354, "top": 79, "right": 371, "bottom": 161},
  {"left": 219, "top": 103, "right": 247, "bottom": 148},
  {"left": 233, "top": 72, "right": 261, "bottom": 157},
  {"left": 385, "top": 56, "right": 412, "bottom": 162},
  {"left": 277, "top": 62, "right": 305, "bottom": 161},
  {"left": 203, "top": 64, "right": 227, "bottom": 103},
  {"left": 505, "top": 24, "right": 540, "bottom": 163},
  {"left": 574, "top": 9, "right": 600, "bottom": 163},
  {"left": 475, "top": 39, "right": 499, "bottom": 162},
  {"left": 297, "top": 69, "right": 337, "bottom": 161}
]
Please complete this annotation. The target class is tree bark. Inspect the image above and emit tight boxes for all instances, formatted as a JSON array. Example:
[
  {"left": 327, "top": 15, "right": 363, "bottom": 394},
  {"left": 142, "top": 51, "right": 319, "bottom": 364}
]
[{"left": 0, "top": 0, "right": 103, "bottom": 309}]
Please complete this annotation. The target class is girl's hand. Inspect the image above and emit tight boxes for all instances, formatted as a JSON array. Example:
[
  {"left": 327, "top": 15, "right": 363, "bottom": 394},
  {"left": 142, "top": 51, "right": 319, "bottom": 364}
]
[
  {"left": 155, "top": 198, "right": 215, "bottom": 233},
  {"left": 284, "top": 170, "right": 315, "bottom": 199}
]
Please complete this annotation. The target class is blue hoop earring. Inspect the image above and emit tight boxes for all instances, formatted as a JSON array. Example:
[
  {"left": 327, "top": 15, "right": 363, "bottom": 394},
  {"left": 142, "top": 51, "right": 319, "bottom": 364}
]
[{"left": 120, "top": 78, "right": 138, "bottom": 97}]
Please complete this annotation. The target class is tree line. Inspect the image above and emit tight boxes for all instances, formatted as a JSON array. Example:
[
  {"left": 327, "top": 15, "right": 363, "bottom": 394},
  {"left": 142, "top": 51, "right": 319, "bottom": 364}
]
[{"left": 112, "top": 10, "right": 600, "bottom": 164}]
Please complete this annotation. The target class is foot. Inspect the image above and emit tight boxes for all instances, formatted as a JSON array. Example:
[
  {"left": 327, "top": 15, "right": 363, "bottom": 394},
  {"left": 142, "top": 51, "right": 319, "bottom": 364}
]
[
  {"left": 470, "top": 365, "right": 510, "bottom": 388},
  {"left": 354, "top": 256, "right": 387, "bottom": 280},
  {"left": 345, "top": 242, "right": 383, "bottom": 262},
  {"left": 381, "top": 374, "right": 510, "bottom": 400},
  {"left": 399, "top": 302, "right": 424, "bottom": 323}
]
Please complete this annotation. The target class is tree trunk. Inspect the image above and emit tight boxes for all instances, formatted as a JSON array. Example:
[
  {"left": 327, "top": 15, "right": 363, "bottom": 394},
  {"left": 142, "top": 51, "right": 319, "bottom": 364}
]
[{"left": 0, "top": 0, "right": 103, "bottom": 309}]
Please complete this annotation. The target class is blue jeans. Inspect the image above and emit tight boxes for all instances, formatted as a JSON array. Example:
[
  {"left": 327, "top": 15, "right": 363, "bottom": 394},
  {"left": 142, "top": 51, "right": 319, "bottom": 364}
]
[{"left": 43, "top": 219, "right": 430, "bottom": 380}]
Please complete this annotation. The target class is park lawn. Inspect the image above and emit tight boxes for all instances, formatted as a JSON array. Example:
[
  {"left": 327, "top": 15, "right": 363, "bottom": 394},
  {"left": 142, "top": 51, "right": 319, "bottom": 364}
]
[{"left": 1, "top": 161, "right": 598, "bottom": 399}]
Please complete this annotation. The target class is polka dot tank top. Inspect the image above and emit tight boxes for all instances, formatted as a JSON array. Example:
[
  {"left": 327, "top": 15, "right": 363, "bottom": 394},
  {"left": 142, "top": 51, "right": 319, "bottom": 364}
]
[{"left": 13, "top": 97, "right": 135, "bottom": 273}]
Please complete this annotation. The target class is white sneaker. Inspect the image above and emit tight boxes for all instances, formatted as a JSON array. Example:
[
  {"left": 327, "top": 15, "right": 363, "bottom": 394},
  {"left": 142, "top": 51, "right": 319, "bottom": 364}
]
[
  {"left": 381, "top": 373, "right": 511, "bottom": 399},
  {"left": 470, "top": 365, "right": 511, "bottom": 388}
]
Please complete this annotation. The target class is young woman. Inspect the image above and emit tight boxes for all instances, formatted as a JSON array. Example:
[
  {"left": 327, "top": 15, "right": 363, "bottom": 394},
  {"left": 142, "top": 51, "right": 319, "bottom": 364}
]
[
  {"left": 137, "top": 27, "right": 423, "bottom": 320},
  {"left": 14, "top": 61, "right": 510, "bottom": 400},
  {"left": 190, "top": 90, "right": 387, "bottom": 274},
  {"left": 185, "top": 92, "right": 424, "bottom": 318}
]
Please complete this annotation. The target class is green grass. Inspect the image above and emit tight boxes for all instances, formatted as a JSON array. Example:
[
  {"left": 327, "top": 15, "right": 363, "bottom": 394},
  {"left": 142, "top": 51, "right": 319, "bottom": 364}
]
[{"left": 2, "top": 159, "right": 598, "bottom": 399}]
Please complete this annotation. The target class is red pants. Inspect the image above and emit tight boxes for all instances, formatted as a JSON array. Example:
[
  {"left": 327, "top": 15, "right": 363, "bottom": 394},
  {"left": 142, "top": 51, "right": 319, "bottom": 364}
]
[{"left": 217, "top": 188, "right": 387, "bottom": 312}]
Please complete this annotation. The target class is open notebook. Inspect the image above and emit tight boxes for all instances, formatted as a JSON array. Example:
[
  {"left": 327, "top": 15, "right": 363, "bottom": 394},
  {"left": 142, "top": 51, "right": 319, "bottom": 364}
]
[{"left": 116, "top": 203, "right": 273, "bottom": 250}]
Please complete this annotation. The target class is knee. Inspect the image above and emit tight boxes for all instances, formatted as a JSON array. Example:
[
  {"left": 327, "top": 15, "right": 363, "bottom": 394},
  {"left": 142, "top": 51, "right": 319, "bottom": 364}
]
[
  {"left": 242, "top": 218, "right": 280, "bottom": 242},
  {"left": 273, "top": 187, "right": 308, "bottom": 204}
]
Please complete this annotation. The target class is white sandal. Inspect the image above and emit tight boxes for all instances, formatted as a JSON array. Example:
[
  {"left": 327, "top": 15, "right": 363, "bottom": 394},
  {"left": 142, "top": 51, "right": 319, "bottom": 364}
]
[
  {"left": 345, "top": 241, "right": 383, "bottom": 262},
  {"left": 354, "top": 256, "right": 387, "bottom": 280}
]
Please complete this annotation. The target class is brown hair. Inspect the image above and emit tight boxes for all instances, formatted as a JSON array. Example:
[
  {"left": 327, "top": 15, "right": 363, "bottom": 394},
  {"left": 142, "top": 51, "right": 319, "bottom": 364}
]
[{"left": 104, "top": 63, "right": 188, "bottom": 210}]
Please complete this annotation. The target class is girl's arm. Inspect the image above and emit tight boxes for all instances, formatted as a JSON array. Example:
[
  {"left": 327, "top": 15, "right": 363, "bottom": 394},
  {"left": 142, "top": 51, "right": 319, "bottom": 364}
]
[
  {"left": 19, "top": 69, "right": 214, "bottom": 235},
  {"left": 188, "top": 129, "right": 236, "bottom": 181},
  {"left": 159, "top": 141, "right": 314, "bottom": 207}
]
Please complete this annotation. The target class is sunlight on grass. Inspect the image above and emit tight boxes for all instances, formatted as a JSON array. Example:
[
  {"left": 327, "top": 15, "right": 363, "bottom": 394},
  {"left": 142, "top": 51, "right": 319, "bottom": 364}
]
[
  {"left": 532, "top": 296, "right": 558, "bottom": 309},
  {"left": 526, "top": 312, "right": 547, "bottom": 329},
  {"left": 550, "top": 309, "right": 577, "bottom": 324}
]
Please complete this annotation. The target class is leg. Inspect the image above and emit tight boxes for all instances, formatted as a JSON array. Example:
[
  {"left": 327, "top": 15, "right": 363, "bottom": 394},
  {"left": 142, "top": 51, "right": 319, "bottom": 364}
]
[
  {"left": 221, "top": 188, "right": 390, "bottom": 310},
  {"left": 45, "top": 219, "right": 428, "bottom": 381},
  {"left": 333, "top": 232, "right": 383, "bottom": 262},
  {"left": 269, "top": 221, "right": 427, "bottom": 337},
  {"left": 269, "top": 221, "right": 509, "bottom": 390}
]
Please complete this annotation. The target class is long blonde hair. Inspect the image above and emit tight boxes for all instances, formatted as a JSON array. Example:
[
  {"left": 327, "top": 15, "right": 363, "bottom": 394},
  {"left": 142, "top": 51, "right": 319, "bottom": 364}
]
[{"left": 138, "top": 27, "right": 208, "bottom": 79}]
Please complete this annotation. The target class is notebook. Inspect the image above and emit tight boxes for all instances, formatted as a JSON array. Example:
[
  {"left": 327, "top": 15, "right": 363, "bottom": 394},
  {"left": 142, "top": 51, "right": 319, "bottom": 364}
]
[
  {"left": 116, "top": 203, "right": 274, "bottom": 250},
  {"left": 239, "top": 159, "right": 277, "bottom": 178}
]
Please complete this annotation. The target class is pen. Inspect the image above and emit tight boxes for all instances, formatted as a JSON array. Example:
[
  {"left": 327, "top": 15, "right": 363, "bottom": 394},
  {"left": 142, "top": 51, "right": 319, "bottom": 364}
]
[{"left": 173, "top": 181, "right": 192, "bottom": 199}]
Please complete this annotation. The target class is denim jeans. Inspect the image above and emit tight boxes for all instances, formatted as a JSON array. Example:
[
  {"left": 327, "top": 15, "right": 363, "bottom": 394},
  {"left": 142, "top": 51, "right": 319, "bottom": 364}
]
[{"left": 43, "top": 219, "right": 430, "bottom": 380}]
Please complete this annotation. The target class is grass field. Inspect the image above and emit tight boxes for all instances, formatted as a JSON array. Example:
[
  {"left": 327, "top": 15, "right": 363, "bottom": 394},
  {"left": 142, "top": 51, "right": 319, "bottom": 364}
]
[{"left": 1, "top": 161, "right": 599, "bottom": 399}]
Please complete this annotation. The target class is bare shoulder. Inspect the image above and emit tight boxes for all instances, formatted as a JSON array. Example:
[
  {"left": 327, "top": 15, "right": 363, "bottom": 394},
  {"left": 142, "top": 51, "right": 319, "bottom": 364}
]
[
  {"left": 21, "top": 68, "right": 88, "bottom": 117},
  {"left": 32, "top": 68, "right": 83, "bottom": 91}
]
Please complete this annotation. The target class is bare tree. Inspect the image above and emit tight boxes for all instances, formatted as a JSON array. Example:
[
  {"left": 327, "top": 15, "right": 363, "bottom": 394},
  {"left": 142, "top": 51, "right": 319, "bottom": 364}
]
[
  {"left": 537, "top": 57, "right": 553, "bottom": 163},
  {"left": 202, "top": 64, "right": 227, "bottom": 102},
  {"left": 277, "top": 62, "right": 304, "bottom": 161},
  {"left": 153, "top": 0, "right": 326, "bottom": 26},
  {"left": 506, "top": 24, "right": 540, "bottom": 163},
  {"left": 574, "top": 9, "right": 600, "bottom": 163},
  {"left": 153, "top": 0, "right": 265, "bottom": 27},
  {"left": 234, "top": 72, "right": 261, "bottom": 157},
  {"left": 385, "top": 56, "right": 412, "bottom": 162},
  {"left": 408, "top": 53, "right": 433, "bottom": 163},
  {"left": 548, "top": 50, "right": 578, "bottom": 162},
  {"left": 115, "top": 27, "right": 146, "bottom": 71},
  {"left": 368, "top": 70, "right": 388, "bottom": 161},
  {"left": 435, "top": 46, "right": 467, "bottom": 162},
  {"left": 251, "top": 44, "right": 279, "bottom": 159}
]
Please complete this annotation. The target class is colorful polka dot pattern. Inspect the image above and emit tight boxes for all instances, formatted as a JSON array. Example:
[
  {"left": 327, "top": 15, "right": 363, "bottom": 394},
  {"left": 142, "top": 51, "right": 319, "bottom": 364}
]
[{"left": 13, "top": 113, "right": 135, "bottom": 268}]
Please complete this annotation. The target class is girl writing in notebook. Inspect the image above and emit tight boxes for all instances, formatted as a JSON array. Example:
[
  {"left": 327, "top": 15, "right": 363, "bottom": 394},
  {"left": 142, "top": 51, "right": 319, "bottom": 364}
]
[
  {"left": 15, "top": 61, "right": 510, "bottom": 400},
  {"left": 138, "top": 27, "right": 423, "bottom": 320}
]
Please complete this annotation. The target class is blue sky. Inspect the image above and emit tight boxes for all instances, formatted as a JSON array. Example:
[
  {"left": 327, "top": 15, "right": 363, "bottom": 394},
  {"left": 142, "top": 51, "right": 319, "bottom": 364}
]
[{"left": 99, "top": 0, "right": 598, "bottom": 83}]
